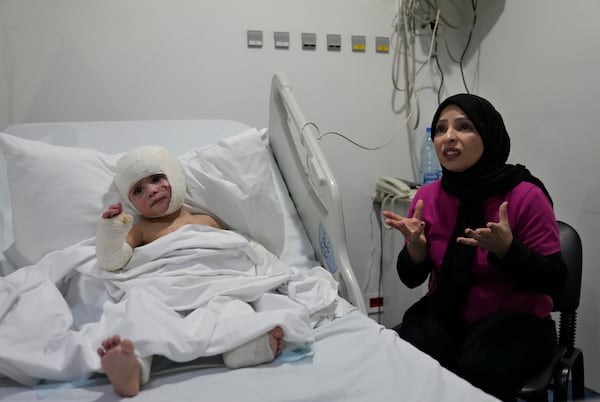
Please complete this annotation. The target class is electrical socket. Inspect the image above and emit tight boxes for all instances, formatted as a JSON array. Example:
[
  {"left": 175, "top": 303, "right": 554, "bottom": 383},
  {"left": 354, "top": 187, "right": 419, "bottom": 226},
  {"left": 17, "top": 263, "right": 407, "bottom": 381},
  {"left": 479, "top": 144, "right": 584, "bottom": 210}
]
[{"left": 365, "top": 292, "right": 384, "bottom": 314}]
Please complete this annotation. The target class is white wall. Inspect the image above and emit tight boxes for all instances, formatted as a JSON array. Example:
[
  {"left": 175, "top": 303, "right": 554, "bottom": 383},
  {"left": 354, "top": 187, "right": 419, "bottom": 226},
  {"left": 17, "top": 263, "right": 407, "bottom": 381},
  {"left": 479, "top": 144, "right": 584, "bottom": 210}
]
[
  {"left": 1, "top": 0, "right": 599, "bottom": 392},
  {"left": 475, "top": 2, "right": 600, "bottom": 392}
]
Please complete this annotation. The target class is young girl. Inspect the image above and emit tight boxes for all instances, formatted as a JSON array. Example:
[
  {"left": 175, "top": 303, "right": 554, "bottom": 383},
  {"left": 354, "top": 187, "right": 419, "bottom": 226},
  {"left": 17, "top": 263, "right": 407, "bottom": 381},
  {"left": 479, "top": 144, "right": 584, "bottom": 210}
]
[{"left": 95, "top": 145, "right": 283, "bottom": 397}]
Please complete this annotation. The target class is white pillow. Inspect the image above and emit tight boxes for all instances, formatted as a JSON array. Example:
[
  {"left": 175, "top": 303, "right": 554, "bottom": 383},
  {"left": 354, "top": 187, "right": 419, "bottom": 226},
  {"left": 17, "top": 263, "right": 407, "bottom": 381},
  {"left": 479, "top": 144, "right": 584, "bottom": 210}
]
[
  {"left": 0, "top": 129, "right": 286, "bottom": 265},
  {"left": 180, "top": 130, "right": 285, "bottom": 254}
]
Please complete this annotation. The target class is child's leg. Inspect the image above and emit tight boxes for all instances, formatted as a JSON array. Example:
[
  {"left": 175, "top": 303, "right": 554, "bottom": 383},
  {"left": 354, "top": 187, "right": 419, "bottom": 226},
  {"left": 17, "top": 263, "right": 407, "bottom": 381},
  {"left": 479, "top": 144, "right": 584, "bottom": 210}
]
[
  {"left": 97, "top": 335, "right": 150, "bottom": 397},
  {"left": 223, "top": 326, "right": 284, "bottom": 369}
]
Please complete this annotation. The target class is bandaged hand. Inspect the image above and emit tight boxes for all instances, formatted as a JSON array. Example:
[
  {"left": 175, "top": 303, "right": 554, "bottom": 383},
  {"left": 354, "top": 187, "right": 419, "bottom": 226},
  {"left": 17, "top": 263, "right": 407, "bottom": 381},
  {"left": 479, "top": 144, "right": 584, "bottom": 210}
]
[{"left": 96, "top": 204, "right": 134, "bottom": 271}]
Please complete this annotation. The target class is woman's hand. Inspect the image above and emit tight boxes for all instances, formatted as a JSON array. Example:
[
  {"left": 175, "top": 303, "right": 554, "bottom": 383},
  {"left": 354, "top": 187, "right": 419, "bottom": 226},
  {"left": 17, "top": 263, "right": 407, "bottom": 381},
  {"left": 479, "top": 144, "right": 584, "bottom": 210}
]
[
  {"left": 457, "top": 201, "right": 513, "bottom": 257},
  {"left": 382, "top": 199, "right": 427, "bottom": 264}
]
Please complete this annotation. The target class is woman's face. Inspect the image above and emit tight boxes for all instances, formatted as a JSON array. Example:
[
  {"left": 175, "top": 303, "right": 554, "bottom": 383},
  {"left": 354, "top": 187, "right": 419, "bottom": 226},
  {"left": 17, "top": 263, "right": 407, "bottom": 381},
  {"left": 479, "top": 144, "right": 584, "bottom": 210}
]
[{"left": 433, "top": 105, "right": 484, "bottom": 172}]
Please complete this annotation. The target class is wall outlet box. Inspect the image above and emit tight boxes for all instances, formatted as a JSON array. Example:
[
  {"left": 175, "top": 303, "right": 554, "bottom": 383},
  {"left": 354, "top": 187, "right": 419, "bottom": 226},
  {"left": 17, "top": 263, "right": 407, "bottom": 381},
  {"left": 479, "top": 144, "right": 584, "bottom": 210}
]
[
  {"left": 247, "top": 30, "right": 263, "bottom": 48},
  {"left": 375, "top": 36, "right": 390, "bottom": 53},
  {"left": 274, "top": 31, "right": 289, "bottom": 49},
  {"left": 326, "top": 34, "right": 341, "bottom": 51},
  {"left": 301, "top": 32, "right": 317, "bottom": 51},
  {"left": 351, "top": 35, "right": 366, "bottom": 52}
]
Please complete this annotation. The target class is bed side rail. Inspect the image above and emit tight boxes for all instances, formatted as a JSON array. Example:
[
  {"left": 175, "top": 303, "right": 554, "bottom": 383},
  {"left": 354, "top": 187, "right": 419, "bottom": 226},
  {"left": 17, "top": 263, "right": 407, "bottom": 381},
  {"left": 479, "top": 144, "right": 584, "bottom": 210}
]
[{"left": 266, "top": 73, "right": 367, "bottom": 314}]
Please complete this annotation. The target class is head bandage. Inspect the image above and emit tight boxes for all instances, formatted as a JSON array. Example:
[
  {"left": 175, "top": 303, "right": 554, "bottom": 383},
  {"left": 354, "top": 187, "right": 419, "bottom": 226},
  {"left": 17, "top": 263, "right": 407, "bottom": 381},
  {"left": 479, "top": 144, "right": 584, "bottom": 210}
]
[{"left": 115, "top": 145, "right": 186, "bottom": 217}]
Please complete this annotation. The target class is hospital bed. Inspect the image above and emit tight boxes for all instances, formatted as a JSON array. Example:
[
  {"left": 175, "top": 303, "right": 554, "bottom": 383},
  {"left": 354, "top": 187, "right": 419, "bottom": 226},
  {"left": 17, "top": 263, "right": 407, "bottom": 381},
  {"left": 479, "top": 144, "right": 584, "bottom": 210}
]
[{"left": 0, "top": 73, "right": 497, "bottom": 401}]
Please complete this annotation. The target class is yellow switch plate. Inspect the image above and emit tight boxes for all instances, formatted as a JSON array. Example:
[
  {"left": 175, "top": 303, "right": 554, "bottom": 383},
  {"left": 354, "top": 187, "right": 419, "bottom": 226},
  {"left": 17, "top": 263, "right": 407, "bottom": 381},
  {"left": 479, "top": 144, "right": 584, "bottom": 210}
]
[
  {"left": 351, "top": 35, "right": 366, "bottom": 52},
  {"left": 376, "top": 36, "right": 390, "bottom": 53}
]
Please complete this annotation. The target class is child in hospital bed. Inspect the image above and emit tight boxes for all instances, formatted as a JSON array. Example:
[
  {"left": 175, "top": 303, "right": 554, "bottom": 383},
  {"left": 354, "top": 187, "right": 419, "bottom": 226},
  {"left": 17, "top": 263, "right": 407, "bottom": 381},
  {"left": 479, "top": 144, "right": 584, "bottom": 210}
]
[{"left": 95, "top": 145, "right": 284, "bottom": 397}]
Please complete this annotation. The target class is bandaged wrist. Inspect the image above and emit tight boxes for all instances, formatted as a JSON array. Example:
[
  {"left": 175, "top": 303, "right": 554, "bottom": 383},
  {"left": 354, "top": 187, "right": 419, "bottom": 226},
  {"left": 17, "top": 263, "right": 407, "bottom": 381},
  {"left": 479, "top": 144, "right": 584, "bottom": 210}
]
[
  {"left": 137, "top": 355, "right": 152, "bottom": 385},
  {"left": 95, "top": 213, "right": 134, "bottom": 271}
]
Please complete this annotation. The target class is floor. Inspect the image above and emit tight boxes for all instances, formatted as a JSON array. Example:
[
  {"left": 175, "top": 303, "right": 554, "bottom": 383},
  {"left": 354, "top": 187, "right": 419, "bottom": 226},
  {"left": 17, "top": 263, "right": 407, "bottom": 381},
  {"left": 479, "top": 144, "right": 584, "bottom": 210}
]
[
  {"left": 529, "top": 384, "right": 600, "bottom": 401},
  {"left": 561, "top": 385, "right": 600, "bottom": 400}
]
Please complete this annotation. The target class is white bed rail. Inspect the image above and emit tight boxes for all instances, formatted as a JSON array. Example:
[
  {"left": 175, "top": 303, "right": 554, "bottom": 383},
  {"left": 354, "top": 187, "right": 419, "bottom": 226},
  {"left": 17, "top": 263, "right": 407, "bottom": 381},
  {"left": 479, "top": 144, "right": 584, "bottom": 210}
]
[{"left": 266, "top": 73, "right": 367, "bottom": 314}]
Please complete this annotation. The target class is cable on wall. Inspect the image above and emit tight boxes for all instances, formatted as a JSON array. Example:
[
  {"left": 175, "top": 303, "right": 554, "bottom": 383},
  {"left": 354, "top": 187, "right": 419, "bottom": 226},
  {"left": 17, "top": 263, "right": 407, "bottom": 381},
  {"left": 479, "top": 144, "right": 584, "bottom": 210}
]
[
  {"left": 299, "top": 106, "right": 415, "bottom": 151},
  {"left": 392, "top": 0, "right": 463, "bottom": 181},
  {"left": 444, "top": 0, "right": 478, "bottom": 94},
  {"left": 294, "top": 2, "right": 478, "bottom": 179}
]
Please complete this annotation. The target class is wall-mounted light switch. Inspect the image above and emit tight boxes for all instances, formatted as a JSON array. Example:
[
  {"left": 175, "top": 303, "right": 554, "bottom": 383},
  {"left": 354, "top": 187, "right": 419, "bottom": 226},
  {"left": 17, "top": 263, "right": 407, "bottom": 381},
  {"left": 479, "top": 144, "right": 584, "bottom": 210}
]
[
  {"left": 376, "top": 36, "right": 390, "bottom": 53},
  {"left": 301, "top": 32, "right": 317, "bottom": 51},
  {"left": 274, "top": 31, "right": 289, "bottom": 49},
  {"left": 247, "top": 30, "right": 263, "bottom": 48},
  {"left": 326, "top": 34, "right": 341, "bottom": 52},
  {"left": 351, "top": 35, "right": 366, "bottom": 52}
]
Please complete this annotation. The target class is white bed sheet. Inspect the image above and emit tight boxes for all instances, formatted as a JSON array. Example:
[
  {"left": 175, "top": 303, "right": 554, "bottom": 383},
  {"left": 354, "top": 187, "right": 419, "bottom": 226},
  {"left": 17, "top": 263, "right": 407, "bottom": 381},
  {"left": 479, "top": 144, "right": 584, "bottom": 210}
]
[{"left": 0, "top": 310, "right": 497, "bottom": 402}]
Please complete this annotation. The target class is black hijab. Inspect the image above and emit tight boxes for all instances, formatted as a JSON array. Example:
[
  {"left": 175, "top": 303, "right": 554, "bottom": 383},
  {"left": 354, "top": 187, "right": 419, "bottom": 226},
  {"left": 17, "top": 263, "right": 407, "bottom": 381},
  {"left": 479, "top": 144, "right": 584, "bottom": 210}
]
[{"left": 429, "top": 93, "right": 552, "bottom": 328}]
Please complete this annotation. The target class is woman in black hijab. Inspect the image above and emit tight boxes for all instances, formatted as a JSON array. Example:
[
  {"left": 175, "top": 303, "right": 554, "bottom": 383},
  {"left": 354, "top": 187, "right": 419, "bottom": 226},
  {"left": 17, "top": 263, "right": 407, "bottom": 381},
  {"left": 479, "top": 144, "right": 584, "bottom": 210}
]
[{"left": 382, "top": 94, "right": 566, "bottom": 401}]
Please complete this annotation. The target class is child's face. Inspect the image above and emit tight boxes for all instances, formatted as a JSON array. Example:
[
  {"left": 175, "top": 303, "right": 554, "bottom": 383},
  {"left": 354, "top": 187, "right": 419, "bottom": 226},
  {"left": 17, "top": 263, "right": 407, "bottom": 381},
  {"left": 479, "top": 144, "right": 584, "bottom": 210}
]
[{"left": 128, "top": 174, "right": 172, "bottom": 217}]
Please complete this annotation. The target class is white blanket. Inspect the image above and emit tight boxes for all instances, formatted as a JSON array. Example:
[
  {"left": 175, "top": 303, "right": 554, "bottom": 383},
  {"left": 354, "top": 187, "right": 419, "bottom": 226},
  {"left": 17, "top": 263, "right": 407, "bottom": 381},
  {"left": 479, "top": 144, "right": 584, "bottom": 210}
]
[{"left": 0, "top": 225, "right": 342, "bottom": 386}]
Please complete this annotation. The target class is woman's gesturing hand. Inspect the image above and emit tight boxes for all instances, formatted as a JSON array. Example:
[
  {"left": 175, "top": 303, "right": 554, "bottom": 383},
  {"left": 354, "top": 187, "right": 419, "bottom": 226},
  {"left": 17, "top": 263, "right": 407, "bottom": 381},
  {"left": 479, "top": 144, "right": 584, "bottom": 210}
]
[
  {"left": 457, "top": 201, "right": 513, "bottom": 257},
  {"left": 382, "top": 199, "right": 427, "bottom": 264}
]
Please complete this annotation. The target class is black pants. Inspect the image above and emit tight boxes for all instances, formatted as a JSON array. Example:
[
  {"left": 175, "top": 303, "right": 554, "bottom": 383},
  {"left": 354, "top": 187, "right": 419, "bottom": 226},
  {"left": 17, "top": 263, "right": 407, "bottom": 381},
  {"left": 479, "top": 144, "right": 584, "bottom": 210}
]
[{"left": 393, "top": 296, "right": 557, "bottom": 402}]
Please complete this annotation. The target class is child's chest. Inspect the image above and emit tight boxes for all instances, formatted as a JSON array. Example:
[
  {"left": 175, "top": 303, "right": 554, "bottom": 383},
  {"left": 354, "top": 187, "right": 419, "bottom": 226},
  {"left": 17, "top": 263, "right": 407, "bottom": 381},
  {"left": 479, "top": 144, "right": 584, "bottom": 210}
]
[{"left": 146, "top": 215, "right": 214, "bottom": 243}]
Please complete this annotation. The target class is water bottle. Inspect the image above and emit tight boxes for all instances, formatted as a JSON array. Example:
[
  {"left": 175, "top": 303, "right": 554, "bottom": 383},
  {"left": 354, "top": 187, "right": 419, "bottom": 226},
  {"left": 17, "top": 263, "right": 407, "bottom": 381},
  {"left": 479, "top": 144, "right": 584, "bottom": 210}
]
[{"left": 419, "top": 127, "right": 442, "bottom": 185}]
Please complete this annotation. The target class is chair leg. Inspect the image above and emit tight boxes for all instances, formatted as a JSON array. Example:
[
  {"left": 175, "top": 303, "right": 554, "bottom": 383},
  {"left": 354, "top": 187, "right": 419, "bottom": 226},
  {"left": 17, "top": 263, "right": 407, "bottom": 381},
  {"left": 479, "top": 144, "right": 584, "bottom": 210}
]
[
  {"left": 553, "top": 365, "right": 570, "bottom": 402},
  {"left": 571, "top": 350, "right": 585, "bottom": 400}
]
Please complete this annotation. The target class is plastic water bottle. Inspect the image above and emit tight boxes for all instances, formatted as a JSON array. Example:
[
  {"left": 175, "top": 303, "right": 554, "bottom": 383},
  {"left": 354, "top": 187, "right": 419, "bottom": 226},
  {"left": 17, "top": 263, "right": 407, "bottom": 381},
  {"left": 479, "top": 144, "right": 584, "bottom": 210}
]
[{"left": 420, "top": 127, "right": 442, "bottom": 185}]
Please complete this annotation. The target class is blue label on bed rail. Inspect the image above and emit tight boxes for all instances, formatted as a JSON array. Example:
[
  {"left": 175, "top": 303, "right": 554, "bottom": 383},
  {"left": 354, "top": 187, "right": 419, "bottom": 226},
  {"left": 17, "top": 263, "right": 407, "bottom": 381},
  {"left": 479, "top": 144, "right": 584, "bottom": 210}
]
[{"left": 319, "top": 223, "right": 337, "bottom": 274}]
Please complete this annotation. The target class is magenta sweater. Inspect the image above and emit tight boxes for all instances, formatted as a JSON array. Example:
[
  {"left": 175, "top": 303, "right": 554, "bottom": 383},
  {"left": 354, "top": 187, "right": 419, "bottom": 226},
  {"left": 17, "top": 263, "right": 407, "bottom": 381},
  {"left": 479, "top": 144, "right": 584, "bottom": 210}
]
[{"left": 406, "top": 180, "right": 561, "bottom": 325}]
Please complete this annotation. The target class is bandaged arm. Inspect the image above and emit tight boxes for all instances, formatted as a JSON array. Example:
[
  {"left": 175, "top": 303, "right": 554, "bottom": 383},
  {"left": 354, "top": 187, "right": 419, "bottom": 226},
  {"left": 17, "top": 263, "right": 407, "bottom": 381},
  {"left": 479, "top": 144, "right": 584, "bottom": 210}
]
[{"left": 95, "top": 213, "right": 134, "bottom": 271}]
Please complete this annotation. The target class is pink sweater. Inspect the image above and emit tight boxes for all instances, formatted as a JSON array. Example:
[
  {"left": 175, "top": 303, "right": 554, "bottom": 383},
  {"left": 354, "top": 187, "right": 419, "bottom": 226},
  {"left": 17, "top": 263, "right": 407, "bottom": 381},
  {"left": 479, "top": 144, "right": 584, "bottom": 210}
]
[{"left": 408, "top": 180, "right": 561, "bottom": 325}]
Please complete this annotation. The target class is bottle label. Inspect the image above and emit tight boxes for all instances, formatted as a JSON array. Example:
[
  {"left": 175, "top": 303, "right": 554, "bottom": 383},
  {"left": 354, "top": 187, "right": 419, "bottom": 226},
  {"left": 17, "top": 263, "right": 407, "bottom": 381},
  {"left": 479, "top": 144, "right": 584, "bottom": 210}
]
[{"left": 422, "top": 172, "right": 439, "bottom": 185}]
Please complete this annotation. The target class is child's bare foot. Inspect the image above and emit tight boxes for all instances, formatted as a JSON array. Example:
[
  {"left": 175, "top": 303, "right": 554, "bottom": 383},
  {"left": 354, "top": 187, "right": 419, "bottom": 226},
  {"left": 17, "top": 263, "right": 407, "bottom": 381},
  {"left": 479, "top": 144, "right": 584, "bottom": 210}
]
[
  {"left": 97, "top": 335, "right": 141, "bottom": 397},
  {"left": 268, "top": 326, "right": 284, "bottom": 357}
]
